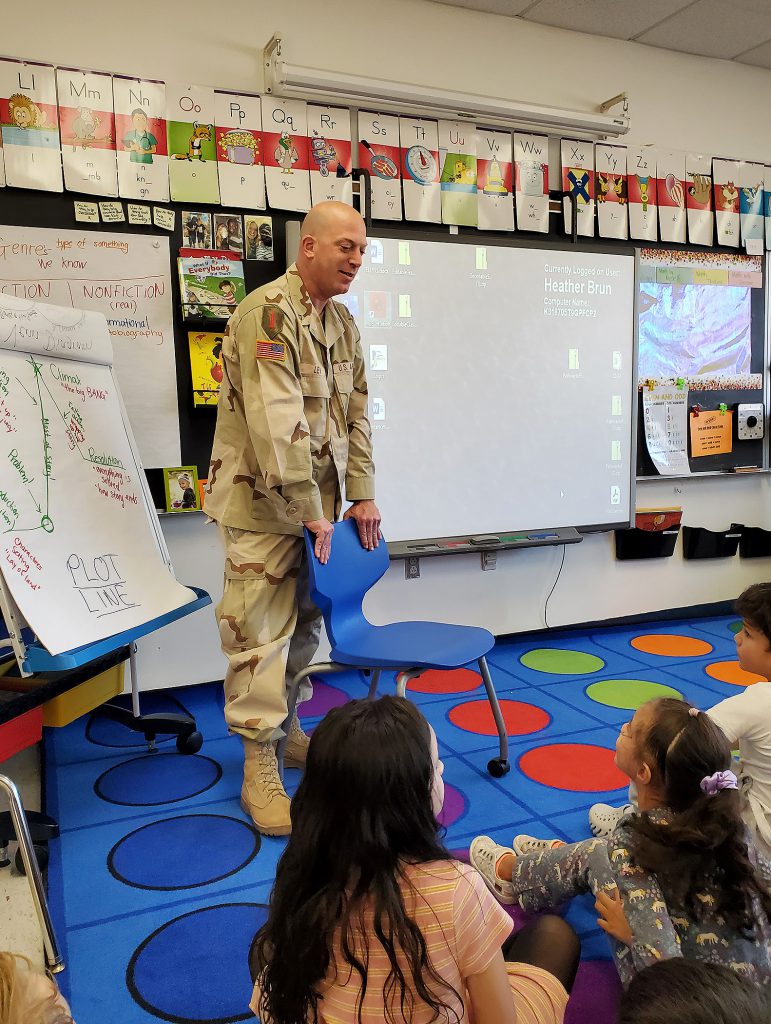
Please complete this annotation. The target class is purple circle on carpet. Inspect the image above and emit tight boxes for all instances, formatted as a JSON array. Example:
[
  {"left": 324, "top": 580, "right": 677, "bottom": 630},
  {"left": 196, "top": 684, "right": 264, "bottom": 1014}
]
[
  {"left": 437, "top": 783, "right": 466, "bottom": 828},
  {"left": 565, "top": 959, "right": 622, "bottom": 1024},
  {"left": 298, "top": 681, "right": 349, "bottom": 719}
]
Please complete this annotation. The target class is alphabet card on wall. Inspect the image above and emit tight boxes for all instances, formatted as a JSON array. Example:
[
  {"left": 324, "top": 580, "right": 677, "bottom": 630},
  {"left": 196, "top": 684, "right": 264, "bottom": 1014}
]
[
  {"left": 765, "top": 167, "right": 771, "bottom": 250},
  {"left": 113, "top": 76, "right": 168, "bottom": 202},
  {"left": 262, "top": 97, "right": 311, "bottom": 212},
  {"left": 684, "top": 152, "right": 713, "bottom": 246},
  {"left": 476, "top": 129, "right": 514, "bottom": 232},
  {"left": 399, "top": 116, "right": 440, "bottom": 223},
  {"left": 308, "top": 104, "right": 353, "bottom": 207},
  {"left": 439, "top": 120, "right": 477, "bottom": 227},
  {"left": 0, "top": 58, "right": 62, "bottom": 192},
  {"left": 167, "top": 84, "right": 220, "bottom": 205},
  {"left": 561, "top": 140, "right": 594, "bottom": 236},
  {"left": 214, "top": 91, "right": 265, "bottom": 210},
  {"left": 595, "top": 144, "right": 628, "bottom": 240},
  {"left": 739, "top": 161, "right": 764, "bottom": 247},
  {"left": 712, "top": 158, "right": 740, "bottom": 247},
  {"left": 627, "top": 147, "right": 657, "bottom": 240},
  {"left": 656, "top": 150, "right": 686, "bottom": 243},
  {"left": 359, "top": 112, "right": 403, "bottom": 220},
  {"left": 513, "top": 133, "right": 549, "bottom": 233},
  {"left": 56, "top": 68, "right": 118, "bottom": 197}
]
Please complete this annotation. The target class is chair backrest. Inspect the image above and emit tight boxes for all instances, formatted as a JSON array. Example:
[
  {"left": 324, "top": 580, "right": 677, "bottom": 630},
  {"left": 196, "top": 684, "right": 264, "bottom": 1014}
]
[{"left": 303, "top": 519, "right": 390, "bottom": 648}]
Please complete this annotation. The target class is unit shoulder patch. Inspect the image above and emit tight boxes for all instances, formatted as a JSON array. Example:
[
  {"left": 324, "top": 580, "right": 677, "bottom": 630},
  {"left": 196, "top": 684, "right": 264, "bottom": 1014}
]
[{"left": 261, "top": 304, "right": 285, "bottom": 340}]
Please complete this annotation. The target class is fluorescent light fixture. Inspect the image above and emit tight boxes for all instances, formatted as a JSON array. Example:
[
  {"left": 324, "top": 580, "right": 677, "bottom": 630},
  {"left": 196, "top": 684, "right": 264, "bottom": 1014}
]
[{"left": 263, "top": 38, "right": 630, "bottom": 140}]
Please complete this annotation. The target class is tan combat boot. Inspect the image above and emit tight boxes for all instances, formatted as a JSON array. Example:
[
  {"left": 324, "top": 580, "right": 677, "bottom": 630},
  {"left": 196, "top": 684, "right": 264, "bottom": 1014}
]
[
  {"left": 241, "top": 738, "right": 291, "bottom": 836},
  {"left": 283, "top": 713, "right": 310, "bottom": 769}
]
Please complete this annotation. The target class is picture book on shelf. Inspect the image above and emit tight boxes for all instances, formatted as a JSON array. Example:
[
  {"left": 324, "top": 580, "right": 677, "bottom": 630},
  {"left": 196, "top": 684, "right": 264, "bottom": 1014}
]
[
  {"left": 178, "top": 249, "right": 246, "bottom": 320},
  {"left": 188, "top": 331, "right": 224, "bottom": 406}
]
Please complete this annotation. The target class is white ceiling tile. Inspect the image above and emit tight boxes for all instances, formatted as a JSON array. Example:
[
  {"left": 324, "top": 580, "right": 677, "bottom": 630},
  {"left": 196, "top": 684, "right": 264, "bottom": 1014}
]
[
  {"left": 636, "top": 0, "right": 771, "bottom": 57},
  {"left": 430, "top": 0, "right": 534, "bottom": 14},
  {"left": 735, "top": 39, "right": 771, "bottom": 68},
  {"left": 521, "top": 0, "right": 694, "bottom": 40}
]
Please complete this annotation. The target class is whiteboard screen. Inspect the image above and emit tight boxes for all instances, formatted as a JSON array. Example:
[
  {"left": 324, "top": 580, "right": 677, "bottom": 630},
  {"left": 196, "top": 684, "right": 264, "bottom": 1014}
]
[{"left": 340, "top": 238, "right": 637, "bottom": 544}]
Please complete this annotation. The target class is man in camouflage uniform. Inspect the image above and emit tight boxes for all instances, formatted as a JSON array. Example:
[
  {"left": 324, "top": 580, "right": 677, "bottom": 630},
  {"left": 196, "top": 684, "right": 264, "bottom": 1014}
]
[{"left": 205, "top": 201, "right": 380, "bottom": 836}]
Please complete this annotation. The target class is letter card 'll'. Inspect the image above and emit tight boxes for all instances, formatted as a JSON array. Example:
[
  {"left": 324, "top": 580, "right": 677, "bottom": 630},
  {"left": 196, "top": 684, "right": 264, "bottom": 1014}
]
[
  {"left": 476, "top": 130, "right": 514, "bottom": 232},
  {"left": 262, "top": 97, "right": 311, "bottom": 212},
  {"left": 513, "top": 133, "right": 549, "bottom": 233},
  {"left": 627, "top": 147, "right": 658, "bottom": 241},
  {"left": 399, "top": 116, "right": 440, "bottom": 223},
  {"left": 167, "top": 84, "right": 220, "bottom": 204},
  {"left": 561, "top": 140, "right": 594, "bottom": 236},
  {"left": 0, "top": 57, "right": 63, "bottom": 192},
  {"left": 359, "top": 112, "right": 403, "bottom": 221},
  {"left": 215, "top": 92, "right": 265, "bottom": 210},
  {"left": 308, "top": 105, "right": 353, "bottom": 207},
  {"left": 56, "top": 68, "right": 118, "bottom": 197},
  {"left": 114, "top": 76, "right": 169, "bottom": 202}
]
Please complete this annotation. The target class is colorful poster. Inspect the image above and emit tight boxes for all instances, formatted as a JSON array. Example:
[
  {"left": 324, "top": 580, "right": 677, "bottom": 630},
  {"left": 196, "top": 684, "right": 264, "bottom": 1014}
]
[
  {"left": 166, "top": 84, "right": 220, "bottom": 204},
  {"left": 656, "top": 150, "right": 686, "bottom": 244},
  {"left": 561, "top": 139, "right": 594, "bottom": 236},
  {"left": 439, "top": 120, "right": 476, "bottom": 227},
  {"left": 739, "top": 161, "right": 764, "bottom": 246},
  {"left": 713, "top": 158, "right": 740, "bottom": 248},
  {"left": 595, "top": 144, "right": 628, "bottom": 240},
  {"left": 214, "top": 91, "right": 265, "bottom": 210},
  {"left": 114, "top": 76, "right": 168, "bottom": 202},
  {"left": 642, "top": 384, "right": 690, "bottom": 476},
  {"left": 56, "top": 68, "right": 117, "bottom": 197},
  {"left": 513, "top": 133, "right": 549, "bottom": 233},
  {"left": 0, "top": 58, "right": 62, "bottom": 192},
  {"left": 684, "top": 153, "right": 713, "bottom": 247},
  {"left": 399, "top": 116, "right": 440, "bottom": 223},
  {"left": 627, "top": 147, "right": 657, "bottom": 241},
  {"left": 359, "top": 112, "right": 402, "bottom": 221},
  {"left": 476, "top": 130, "right": 514, "bottom": 232},
  {"left": 188, "top": 331, "right": 224, "bottom": 406},
  {"left": 262, "top": 97, "right": 311, "bottom": 212},
  {"left": 308, "top": 104, "right": 352, "bottom": 206}
]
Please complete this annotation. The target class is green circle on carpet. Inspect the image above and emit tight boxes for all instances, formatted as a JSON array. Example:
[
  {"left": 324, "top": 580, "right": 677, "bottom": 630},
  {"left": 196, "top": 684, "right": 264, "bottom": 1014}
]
[
  {"left": 729, "top": 620, "right": 742, "bottom": 634},
  {"left": 586, "top": 678, "right": 683, "bottom": 710},
  {"left": 520, "top": 648, "right": 605, "bottom": 675}
]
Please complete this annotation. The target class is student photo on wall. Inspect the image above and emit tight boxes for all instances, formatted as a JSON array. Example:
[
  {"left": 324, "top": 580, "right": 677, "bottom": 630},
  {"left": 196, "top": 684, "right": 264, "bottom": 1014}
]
[
  {"left": 213, "top": 213, "right": 243, "bottom": 256},
  {"left": 182, "top": 211, "right": 212, "bottom": 249},
  {"left": 163, "top": 467, "right": 201, "bottom": 512},
  {"left": 244, "top": 215, "right": 274, "bottom": 261}
]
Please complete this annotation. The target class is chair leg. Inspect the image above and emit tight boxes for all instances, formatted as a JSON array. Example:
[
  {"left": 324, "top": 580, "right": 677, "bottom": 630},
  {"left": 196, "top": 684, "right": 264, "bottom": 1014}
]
[
  {"left": 396, "top": 668, "right": 423, "bottom": 698},
  {"left": 478, "top": 656, "right": 510, "bottom": 777},
  {"left": 279, "top": 662, "right": 348, "bottom": 779},
  {"left": 367, "top": 669, "right": 381, "bottom": 700}
]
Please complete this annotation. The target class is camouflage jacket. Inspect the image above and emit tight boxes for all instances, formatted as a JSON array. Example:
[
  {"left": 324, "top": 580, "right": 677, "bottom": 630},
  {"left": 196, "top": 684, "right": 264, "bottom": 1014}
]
[{"left": 204, "top": 264, "right": 374, "bottom": 535}]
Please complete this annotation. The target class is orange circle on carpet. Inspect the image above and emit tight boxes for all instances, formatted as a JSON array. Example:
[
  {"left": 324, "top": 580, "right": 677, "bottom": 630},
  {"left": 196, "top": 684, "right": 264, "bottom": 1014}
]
[
  {"left": 449, "top": 699, "right": 550, "bottom": 737},
  {"left": 631, "top": 634, "right": 712, "bottom": 658},
  {"left": 705, "top": 660, "right": 765, "bottom": 686},
  {"left": 407, "top": 668, "right": 482, "bottom": 695},
  {"left": 519, "top": 743, "right": 627, "bottom": 792}
]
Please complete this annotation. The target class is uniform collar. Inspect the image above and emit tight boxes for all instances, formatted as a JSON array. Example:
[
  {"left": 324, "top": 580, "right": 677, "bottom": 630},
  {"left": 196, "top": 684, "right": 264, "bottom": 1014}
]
[{"left": 285, "top": 263, "right": 345, "bottom": 349}]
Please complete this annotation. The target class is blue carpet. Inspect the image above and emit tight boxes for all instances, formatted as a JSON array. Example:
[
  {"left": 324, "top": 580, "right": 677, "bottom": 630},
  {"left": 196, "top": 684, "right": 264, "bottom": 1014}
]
[{"left": 44, "top": 614, "right": 747, "bottom": 1023}]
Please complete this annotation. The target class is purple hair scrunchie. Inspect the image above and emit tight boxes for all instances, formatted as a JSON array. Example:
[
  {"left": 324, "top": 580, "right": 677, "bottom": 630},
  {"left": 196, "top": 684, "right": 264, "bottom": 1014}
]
[{"left": 700, "top": 770, "right": 739, "bottom": 796}]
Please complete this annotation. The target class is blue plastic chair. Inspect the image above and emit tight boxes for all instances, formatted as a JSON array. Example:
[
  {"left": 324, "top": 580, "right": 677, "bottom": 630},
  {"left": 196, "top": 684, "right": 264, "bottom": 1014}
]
[{"left": 278, "top": 519, "right": 510, "bottom": 777}]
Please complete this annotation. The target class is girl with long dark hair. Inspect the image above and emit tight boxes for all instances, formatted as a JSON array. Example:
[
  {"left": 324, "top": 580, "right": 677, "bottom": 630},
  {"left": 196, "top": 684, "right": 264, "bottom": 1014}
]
[{"left": 250, "top": 696, "right": 579, "bottom": 1024}]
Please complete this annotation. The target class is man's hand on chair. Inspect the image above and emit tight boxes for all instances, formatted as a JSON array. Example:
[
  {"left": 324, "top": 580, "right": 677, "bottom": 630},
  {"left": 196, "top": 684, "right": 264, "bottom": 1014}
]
[
  {"left": 343, "top": 500, "right": 382, "bottom": 551},
  {"left": 305, "top": 517, "right": 334, "bottom": 563}
]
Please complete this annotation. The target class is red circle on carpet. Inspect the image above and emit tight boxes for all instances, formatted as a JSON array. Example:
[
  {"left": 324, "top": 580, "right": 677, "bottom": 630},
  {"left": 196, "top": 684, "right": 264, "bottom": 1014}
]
[
  {"left": 408, "top": 668, "right": 482, "bottom": 694},
  {"left": 519, "top": 743, "right": 627, "bottom": 792},
  {"left": 449, "top": 699, "right": 550, "bottom": 736}
]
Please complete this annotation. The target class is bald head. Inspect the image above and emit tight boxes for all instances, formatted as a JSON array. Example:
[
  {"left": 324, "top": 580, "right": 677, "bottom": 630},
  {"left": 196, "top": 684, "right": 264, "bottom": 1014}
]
[{"left": 296, "top": 201, "right": 368, "bottom": 311}]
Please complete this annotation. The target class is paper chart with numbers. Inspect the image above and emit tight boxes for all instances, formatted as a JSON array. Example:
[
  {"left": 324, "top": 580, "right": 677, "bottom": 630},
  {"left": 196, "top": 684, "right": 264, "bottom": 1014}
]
[{"left": 642, "top": 384, "right": 690, "bottom": 475}]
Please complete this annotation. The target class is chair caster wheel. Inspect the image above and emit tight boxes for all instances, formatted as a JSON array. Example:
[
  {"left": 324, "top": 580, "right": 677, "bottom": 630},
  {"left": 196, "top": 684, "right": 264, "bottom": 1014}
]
[
  {"left": 177, "top": 730, "right": 203, "bottom": 754},
  {"left": 487, "top": 758, "right": 510, "bottom": 778},
  {"left": 15, "top": 843, "right": 49, "bottom": 875}
]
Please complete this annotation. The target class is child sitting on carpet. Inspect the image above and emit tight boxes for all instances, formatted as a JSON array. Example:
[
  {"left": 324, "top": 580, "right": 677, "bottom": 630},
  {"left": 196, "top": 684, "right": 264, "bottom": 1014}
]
[
  {"left": 617, "top": 960, "right": 771, "bottom": 1024},
  {"left": 590, "top": 583, "right": 771, "bottom": 870},
  {"left": 249, "top": 696, "right": 580, "bottom": 1024},
  {"left": 470, "top": 697, "right": 771, "bottom": 988},
  {"left": 0, "top": 952, "right": 73, "bottom": 1024}
]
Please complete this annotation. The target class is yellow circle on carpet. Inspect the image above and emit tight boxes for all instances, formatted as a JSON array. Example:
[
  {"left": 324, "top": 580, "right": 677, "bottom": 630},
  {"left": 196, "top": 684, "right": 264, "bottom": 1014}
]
[
  {"left": 631, "top": 634, "right": 713, "bottom": 657},
  {"left": 706, "top": 660, "right": 766, "bottom": 686}
]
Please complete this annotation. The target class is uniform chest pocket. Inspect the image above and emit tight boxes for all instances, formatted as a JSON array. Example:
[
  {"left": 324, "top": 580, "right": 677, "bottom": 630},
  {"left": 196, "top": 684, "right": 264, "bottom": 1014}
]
[
  {"left": 333, "top": 365, "right": 354, "bottom": 394},
  {"left": 300, "top": 363, "right": 330, "bottom": 437}
]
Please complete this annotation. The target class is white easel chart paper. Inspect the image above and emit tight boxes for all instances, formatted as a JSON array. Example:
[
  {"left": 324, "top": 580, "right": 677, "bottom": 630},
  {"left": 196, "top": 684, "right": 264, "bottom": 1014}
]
[
  {"left": 0, "top": 294, "right": 194, "bottom": 655},
  {"left": 642, "top": 384, "right": 690, "bottom": 476}
]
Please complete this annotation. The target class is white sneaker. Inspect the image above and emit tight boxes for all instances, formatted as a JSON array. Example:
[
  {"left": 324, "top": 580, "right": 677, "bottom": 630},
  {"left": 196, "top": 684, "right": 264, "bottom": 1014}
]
[
  {"left": 469, "top": 835, "right": 516, "bottom": 904},
  {"left": 589, "top": 802, "right": 633, "bottom": 838},
  {"left": 512, "top": 834, "right": 567, "bottom": 856}
]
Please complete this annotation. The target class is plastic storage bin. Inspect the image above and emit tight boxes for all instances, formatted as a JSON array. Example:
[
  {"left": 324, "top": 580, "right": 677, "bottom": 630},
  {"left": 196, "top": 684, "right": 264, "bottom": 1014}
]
[
  {"left": 615, "top": 527, "right": 680, "bottom": 560},
  {"left": 42, "top": 663, "right": 124, "bottom": 728},
  {"left": 681, "top": 526, "right": 741, "bottom": 560}
]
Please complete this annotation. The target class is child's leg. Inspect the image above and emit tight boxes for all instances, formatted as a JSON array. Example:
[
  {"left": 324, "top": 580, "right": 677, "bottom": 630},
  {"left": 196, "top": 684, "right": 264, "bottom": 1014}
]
[
  {"left": 510, "top": 836, "right": 615, "bottom": 912},
  {"left": 502, "top": 915, "right": 580, "bottom": 993}
]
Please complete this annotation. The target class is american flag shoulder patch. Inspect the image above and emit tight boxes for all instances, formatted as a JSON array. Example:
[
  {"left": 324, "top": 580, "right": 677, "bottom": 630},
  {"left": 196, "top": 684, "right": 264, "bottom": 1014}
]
[{"left": 255, "top": 340, "right": 286, "bottom": 361}]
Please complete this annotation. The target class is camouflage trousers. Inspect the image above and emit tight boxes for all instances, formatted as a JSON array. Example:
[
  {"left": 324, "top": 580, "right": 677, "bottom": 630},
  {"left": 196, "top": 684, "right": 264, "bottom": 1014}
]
[{"left": 215, "top": 526, "right": 322, "bottom": 743}]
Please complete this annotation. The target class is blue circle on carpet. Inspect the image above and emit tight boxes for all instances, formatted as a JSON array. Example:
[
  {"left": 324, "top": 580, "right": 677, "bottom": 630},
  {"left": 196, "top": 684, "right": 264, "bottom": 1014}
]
[
  {"left": 108, "top": 815, "right": 260, "bottom": 890},
  {"left": 128, "top": 902, "right": 268, "bottom": 1023},
  {"left": 94, "top": 754, "right": 221, "bottom": 806}
]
